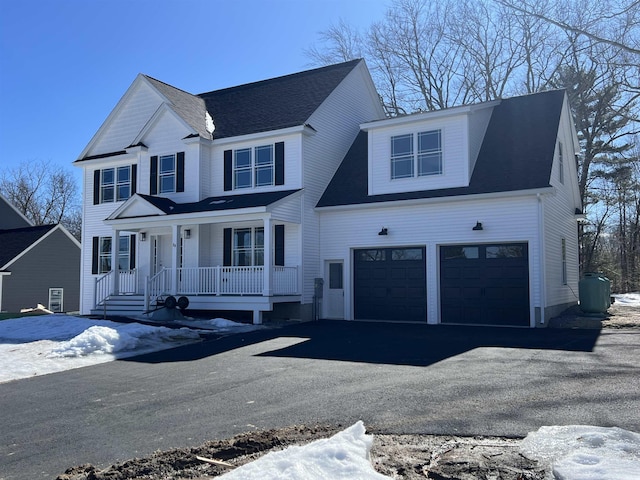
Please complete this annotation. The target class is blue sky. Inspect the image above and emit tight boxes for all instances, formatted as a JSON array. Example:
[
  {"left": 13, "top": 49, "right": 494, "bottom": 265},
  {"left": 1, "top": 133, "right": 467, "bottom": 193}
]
[{"left": 0, "top": 0, "right": 388, "bottom": 184}]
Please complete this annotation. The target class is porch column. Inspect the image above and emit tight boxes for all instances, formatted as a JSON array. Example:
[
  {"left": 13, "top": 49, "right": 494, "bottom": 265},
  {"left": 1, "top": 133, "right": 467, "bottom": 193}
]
[
  {"left": 263, "top": 217, "right": 273, "bottom": 296},
  {"left": 170, "top": 224, "right": 180, "bottom": 295},
  {"left": 111, "top": 229, "right": 120, "bottom": 295}
]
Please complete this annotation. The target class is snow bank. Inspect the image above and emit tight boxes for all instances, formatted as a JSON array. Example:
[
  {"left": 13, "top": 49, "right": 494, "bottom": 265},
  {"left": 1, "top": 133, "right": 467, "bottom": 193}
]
[
  {"left": 218, "top": 421, "right": 390, "bottom": 480},
  {"left": 521, "top": 425, "right": 640, "bottom": 480},
  {"left": 612, "top": 292, "right": 640, "bottom": 307}
]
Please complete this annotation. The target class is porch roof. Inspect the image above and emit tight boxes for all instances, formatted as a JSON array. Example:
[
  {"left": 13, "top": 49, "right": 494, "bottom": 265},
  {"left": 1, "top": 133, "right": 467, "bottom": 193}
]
[{"left": 105, "top": 189, "right": 302, "bottom": 227}]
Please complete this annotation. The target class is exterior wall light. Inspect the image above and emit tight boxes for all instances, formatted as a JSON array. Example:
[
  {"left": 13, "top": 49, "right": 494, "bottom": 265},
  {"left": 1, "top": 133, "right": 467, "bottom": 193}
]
[
  {"left": 140, "top": 232, "right": 146, "bottom": 241},
  {"left": 378, "top": 227, "right": 388, "bottom": 236},
  {"left": 185, "top": 229, "right": 191, "bottom": 239},
  {"left": 472, "top": 222, "right": 483, "bottom": 231}
]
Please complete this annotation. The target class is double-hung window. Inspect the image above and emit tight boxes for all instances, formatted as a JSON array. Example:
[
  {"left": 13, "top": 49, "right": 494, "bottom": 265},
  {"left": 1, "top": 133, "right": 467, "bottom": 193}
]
[
  {"left": 233, "top": 227, "right": 264, "bottom": 266},
  {"left": 93, "top": 235, "right": 135, "bottom": 274},
  {"left": 391, "top": 129, "right": 442, "bottom": 179},
  {"left": 159, "top": 154, "right": 176, "bottom": 194},
  {"left": 233, "top": 145, "right": 274, "bottom": 189},
  {"left": 96, "top": 166, "right": 132, "bottom": 204},
  {"left": 558, "top": 142, "right": 564, "bottom": 184}
]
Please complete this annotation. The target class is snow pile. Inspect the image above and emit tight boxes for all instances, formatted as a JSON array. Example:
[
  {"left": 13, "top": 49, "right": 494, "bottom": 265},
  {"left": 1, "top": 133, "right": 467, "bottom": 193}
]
[
  {"left": 178, "top": 317, "right": 261, "bottom": 332},
  {"left": 521, "top": 425, "right": 640, "bottom": 480},
  {"left": 612, "top": 292, "right": 640, "bottom": 307},
  {"left": 0, "top": 314, "right": 255, "bottom": 383},
  {"left": 219, "top": 421, "right": 390, "bottom": 480}
]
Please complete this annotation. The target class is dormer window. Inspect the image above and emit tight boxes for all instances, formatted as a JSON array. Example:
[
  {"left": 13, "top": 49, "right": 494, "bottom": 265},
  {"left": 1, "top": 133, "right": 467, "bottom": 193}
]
[{"left": 391, "top": 129, "right": 442, "bottom": 180}]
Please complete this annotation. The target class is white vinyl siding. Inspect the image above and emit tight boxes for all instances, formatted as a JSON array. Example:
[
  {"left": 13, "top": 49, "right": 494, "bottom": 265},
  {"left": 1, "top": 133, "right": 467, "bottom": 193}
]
[
  {"left": 319, "top": 195, "right": 540, "bottom": 326},
  {"left": 368, "top": 114, "right": 469, "bottom": 195}
]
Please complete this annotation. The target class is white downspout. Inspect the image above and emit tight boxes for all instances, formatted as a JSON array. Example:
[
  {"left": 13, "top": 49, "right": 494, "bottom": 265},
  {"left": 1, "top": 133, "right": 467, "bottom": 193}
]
[{"left": 537, "top": 193, "right": 546, "bottom": 325}]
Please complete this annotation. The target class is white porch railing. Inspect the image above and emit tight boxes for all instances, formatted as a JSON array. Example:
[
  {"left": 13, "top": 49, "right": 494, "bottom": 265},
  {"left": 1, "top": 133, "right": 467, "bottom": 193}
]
[
  {"left": 94, "top": 269, "right": 138, "bottom": 306},
  {"left": 176, "top": 266, "right": 299, "bottom": 296}
]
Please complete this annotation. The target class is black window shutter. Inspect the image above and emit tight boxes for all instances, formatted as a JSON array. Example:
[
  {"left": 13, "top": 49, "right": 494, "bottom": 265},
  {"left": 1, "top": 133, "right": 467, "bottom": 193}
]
[
  {"left": 223, "top": 228, "right": 232, "bottom": 266},
  {"left": 275, "top": 142, "right": 285, "bottom": 185},
  {"left": 176, "top": 152, "right": 185, "bottom": 192},
  {"left": 150, "top": 156, "right": 158, "bottom": 195},
  {"left": 129, "top": 234, "right": 136, "bottom": 270},
  {"left": 93, "top": 170, "right": 101, "bottom": 205},
  {"left": 275, "top": 224, "right": 285, "bottom": 266},
  {"left": 92, "top": 236, "right": 99, "bottom": 274},
  {"left": 224, "top": 150, "right": 233, "bottom": 191},
  {"left": 131, "top": 164, "right": 137, "bottom": 195}
]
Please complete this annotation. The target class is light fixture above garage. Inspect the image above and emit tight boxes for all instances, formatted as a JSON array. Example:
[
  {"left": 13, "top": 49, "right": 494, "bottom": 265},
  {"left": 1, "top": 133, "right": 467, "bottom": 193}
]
[
  {"left": 378, "top": 227, "right": 388, "bottom": 236},
  {"left": 472, "top": 221, "right": 483, "bottom": 231}
]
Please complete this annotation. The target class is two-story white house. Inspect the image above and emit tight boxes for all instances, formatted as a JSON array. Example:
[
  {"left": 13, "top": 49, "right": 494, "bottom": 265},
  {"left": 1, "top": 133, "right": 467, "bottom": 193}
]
[{"left": 76, "top": 59, "right": 582, "bottom": 327}]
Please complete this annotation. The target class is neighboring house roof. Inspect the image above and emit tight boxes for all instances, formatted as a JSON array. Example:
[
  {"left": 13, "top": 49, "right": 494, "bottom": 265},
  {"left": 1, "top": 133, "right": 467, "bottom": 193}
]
[
  {"left": 0, "top": 193, "right": 33, "bottom": 229},
  {"left": 317, "top": 89, "right": 566, "bottom": 208},
  {"left": 134, "top": 189, "right": 302, "bottom": 216},
  {"left": 0, "top": 225, "right": 57, "bottom": 269}
]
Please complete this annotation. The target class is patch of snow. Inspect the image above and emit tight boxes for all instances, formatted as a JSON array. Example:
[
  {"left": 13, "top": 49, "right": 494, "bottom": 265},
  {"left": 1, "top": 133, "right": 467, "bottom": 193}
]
[
  {"left": 612, "top": 292, "right": 640, "bottom": 307},
  {"left": 0, "top": 314, "right": 256, "bottom": 384},
  {"left": 218, "top": 421, "right": 390, "bottom": 480},
  {"left": 521, "top": 425, "right": 640, "bottom": 480}
]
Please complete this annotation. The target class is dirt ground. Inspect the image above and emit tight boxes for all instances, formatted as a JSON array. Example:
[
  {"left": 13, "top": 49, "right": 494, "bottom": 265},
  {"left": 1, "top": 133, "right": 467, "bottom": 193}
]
[{"left": 56, "top": 303, "right": 640, "bottom": 480}]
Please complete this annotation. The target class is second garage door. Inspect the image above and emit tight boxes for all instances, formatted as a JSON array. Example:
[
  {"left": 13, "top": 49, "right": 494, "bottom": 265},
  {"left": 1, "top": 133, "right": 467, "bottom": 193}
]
[
  {"left": 440, "top": 243, "right": 530, "bottom": 326},
  {"left": 354, "top": 247, "right": 426, "bottom": 322}
]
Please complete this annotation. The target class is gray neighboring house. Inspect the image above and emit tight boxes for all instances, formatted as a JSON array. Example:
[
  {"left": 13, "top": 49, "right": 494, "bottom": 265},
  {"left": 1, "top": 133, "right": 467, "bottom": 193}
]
[{"left": 0, "top": 194, "right": 81, "bottom": 313}]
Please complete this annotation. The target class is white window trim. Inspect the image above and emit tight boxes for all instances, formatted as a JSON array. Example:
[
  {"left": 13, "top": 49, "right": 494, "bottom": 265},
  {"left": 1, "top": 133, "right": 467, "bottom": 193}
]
[
  {"left": 232, "top": 227, "right": 264, "bottom": 266},
  {"left": 100, "top": 166, "right": 132, "bottom": 203},
  {"left": 390, "top": 129, "right": 443, "bottom": 180},
  {"left": 233, "top": 144, "right": 274, "bottom": 189},
  {"left": 158, "top": 154, "right": 176, "bottom": 194}
]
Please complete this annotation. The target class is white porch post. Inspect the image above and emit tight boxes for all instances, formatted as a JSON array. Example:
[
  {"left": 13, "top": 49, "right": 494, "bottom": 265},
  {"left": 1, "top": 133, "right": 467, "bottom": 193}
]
[
  {"left": 171, "top": 224, "right": 180, "bottom": 295},
  {"left": 111, "top": 229, "right": 120, "bottom": 295},
  {"left": 263, "top": 217, "right": 272, "bottom": 297}
]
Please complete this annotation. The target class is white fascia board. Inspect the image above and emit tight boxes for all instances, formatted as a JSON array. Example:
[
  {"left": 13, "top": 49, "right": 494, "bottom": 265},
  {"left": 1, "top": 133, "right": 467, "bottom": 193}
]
[
  {"left": 106, "top": 194, "right": 167, "bottom": 220},
  {"left": 131, "top": 103, "right": 197, "bottom": 146},
  {"left": 77, "top": 74, "right": 154, "bottom": 161},
  {"left": 0, "top": 225, "right": 76, "bottom": 270},
  {"left": 316, "top": 187, "right": 555, "bottom": 213},
  {"left": 104, "top": 206, "right": 270, "bottom": 230},
  {"left": 361, "top": 100, "right": 499, "bottom": 131},
  {"left": 212, "top": 125, "right": 311, "bottom": 146}
]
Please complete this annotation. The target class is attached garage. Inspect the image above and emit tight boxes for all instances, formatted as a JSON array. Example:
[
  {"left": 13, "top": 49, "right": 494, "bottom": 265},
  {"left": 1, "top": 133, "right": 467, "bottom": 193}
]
[
  {"left": 354, "top": 247, "right": 426, "bottom": 322},
  {"left": 440, "top": 243, "right": 530, "bottom": 326}
]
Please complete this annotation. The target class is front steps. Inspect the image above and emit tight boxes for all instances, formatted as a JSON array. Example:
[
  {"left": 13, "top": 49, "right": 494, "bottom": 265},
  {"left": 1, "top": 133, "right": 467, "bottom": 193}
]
[{"left": 90, "top": 294, "right": 146, "bottom": 317}]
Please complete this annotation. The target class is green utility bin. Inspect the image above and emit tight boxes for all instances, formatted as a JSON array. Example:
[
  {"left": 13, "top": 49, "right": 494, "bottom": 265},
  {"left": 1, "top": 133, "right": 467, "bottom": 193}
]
[{"left": 579, "top": 273, "right": 611, "bottom": 314}]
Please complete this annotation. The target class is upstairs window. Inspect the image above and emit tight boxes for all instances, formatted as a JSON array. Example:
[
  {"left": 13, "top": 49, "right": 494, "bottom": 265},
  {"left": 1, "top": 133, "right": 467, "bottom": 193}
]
[
  {"left": 233, "top": 145, "right": 274, "bottom": 189},
  {"left": 224, "top": 142, "right": 284, "bottom": 191},
  {"left": 159, "top": 154, "right": 176, "bottom": 193},
  {"left": 93, "top": 165, "right": 136, "bottom": 204},
  {"left": 150, "top": 152, "right": 185, "bottom": 195},
  {"left": 391, "top": 130, "right": 442, "bottom": 180}
]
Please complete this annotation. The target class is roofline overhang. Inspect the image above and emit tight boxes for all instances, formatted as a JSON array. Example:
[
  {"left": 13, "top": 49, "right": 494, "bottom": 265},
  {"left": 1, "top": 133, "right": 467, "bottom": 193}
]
[
  {"left": 316, "top": 186, "right": 556, "bottom": 212},
  {"left": 361, "top": 100, "right": 500, "bottom": 131},
  {"left": 213, "top": 124, "right": 315, "bottom": 146},
  {"left": 105, "top": 190, "right": 304, "bottom": 230}
]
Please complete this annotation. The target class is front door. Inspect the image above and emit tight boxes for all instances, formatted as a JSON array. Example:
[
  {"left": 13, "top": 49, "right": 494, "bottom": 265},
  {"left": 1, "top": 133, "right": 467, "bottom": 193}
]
[
  {"left": 325, "top": 261, "right": 344, "bottom": 319},
  {"left": 152, "top": 235, "right": 172, "bottom": 275}
]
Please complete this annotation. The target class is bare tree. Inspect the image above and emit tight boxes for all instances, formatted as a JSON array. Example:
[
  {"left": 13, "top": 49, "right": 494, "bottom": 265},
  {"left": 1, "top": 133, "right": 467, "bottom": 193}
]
[{"left": 1, "top": 160, "right": 81, "bottom": 239}]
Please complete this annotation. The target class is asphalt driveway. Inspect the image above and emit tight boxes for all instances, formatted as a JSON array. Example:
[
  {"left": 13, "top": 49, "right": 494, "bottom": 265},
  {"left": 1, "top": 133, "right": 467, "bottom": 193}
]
[{"left": 1, "top": 321, "right": 638, "bottom": 479}]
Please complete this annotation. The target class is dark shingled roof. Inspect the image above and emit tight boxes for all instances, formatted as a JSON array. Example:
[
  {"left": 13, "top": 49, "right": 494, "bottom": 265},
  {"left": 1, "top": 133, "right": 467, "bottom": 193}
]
[
  {"left": 133, "top": 190, "right": 301, "bottom": 217},
  {"left": 0, "top": 225, "right": 56, "bottom": 268},
  {"left": 317, "top": 89, "right": 565, "bottom": 208},
  {"left": 197, "top": 59, "right": 362, "bottom": 139}
]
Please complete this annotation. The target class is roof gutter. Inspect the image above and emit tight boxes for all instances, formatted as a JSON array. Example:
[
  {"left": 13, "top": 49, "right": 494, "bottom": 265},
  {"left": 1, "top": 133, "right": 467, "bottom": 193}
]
[{"left": 316, "top": 187, "right": 556, "bottom": 212}]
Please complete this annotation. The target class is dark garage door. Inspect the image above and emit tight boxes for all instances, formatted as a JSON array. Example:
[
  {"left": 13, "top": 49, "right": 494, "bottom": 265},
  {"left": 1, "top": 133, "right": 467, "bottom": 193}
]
[
  {"left": 354, "top": 247, "right": 426, "bottom": 322},
  {"left": 440, "top": 243, "right": 530, "bottom": 326}
]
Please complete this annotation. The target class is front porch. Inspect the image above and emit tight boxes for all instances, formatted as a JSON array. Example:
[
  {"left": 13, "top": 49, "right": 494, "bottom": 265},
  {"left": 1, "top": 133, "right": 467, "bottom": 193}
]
[{"left": 94, "top": 265, "right": 300, "bottom": 323}]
